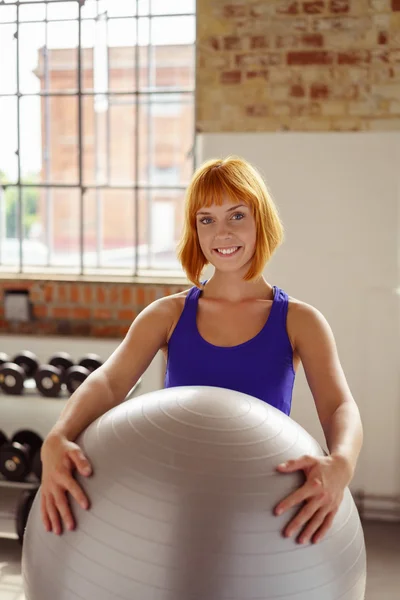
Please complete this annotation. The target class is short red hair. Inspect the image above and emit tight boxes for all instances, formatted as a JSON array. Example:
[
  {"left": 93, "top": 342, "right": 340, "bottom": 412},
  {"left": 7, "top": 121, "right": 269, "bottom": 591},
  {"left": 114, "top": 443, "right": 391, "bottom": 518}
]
[{"left": 177, "top": 156, "right": 284, "bottom": 287}]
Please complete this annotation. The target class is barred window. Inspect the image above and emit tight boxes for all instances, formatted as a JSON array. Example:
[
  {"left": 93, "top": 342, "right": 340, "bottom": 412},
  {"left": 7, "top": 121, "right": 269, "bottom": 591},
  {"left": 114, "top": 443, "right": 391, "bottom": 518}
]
[{"left": 0, "top": 0, "right": 196, "bottom": 277}]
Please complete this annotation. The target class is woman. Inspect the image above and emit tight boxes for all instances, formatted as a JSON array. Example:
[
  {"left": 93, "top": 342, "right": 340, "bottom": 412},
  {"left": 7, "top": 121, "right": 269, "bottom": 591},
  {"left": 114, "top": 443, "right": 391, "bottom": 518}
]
[{"left": 40, "top": 156, "right": 363, "bottom": 546}]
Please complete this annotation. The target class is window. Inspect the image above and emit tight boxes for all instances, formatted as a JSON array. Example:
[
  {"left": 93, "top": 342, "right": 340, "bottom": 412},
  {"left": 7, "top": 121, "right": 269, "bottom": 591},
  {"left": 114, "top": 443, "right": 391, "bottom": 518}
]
[
  {"left": 149, "top": 166, "right": 181, "bottom": 186},
  {"left": 0, "top": 0, "right": 196, "bottom": 277}
]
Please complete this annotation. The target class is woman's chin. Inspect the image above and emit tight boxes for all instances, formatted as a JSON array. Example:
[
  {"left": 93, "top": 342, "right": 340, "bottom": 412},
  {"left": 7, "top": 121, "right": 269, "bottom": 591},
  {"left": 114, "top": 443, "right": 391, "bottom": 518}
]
[{"left": 207, "top": 258, "right": 251, "bottom": 274}]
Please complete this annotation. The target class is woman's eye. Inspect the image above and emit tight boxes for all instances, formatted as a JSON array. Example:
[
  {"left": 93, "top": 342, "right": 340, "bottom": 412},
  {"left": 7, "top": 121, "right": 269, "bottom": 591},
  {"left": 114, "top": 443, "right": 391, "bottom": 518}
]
[
  {"left": 232, "top": 212, "right": 245, "bottom": 220},
  {"left": 199, "top": 217, "right": 212, "bottom": 225}
]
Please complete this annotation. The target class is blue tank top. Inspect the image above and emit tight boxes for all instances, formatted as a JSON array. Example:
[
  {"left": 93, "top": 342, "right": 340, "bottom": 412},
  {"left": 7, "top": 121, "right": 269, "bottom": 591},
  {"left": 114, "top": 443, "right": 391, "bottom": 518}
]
[{"left": 164, "top": 284, "right": 296, "bottom": 415}]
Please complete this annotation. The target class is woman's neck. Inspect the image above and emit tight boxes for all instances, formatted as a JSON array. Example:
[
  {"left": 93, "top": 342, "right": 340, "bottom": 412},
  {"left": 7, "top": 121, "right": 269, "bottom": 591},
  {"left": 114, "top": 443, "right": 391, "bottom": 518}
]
[{"left": 202, "top": 273, "right": 273, "bottom": 302}]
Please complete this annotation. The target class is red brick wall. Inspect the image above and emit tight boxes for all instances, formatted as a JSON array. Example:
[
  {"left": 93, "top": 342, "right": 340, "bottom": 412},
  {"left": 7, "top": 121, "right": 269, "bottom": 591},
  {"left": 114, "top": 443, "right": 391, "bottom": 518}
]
[
  {"left": 0, "top": 280, "right": 187, "bottom": 338},
  {"left": 196, "top": 0, "right": 400, "bottom": 131}
]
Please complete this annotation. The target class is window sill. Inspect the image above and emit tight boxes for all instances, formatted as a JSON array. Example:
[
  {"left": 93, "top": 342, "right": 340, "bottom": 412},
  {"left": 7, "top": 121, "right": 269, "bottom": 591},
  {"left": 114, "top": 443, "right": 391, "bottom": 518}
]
[{"left": 0, "top": 270, "right": 190, "bottom": 287}]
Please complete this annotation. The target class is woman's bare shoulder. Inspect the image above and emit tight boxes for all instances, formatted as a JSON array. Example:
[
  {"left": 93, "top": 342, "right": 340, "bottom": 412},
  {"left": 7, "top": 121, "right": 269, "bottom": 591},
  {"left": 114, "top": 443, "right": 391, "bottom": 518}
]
[
  {"left": 152, "top": 289, "right": 193, "bottom": 339},
  {"left": 287, "top": 296, "right": 324, "bottom": 320},
  {"left": 287, "top": 295, "right": 330, "bottom": 350},
  {"left": 157, "top": 289, "right": 191, "bottom": 311}
]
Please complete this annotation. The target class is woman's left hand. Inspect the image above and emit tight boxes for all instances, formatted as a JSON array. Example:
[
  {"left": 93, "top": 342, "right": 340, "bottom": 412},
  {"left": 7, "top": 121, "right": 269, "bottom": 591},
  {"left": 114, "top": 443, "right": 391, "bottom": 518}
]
[{"left": 274, "top": 454, "right": 353, "bottom": 545}]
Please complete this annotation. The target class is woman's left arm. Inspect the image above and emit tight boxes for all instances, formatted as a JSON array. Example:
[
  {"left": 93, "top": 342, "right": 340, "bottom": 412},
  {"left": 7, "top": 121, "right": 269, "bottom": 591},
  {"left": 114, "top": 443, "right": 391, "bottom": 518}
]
[{"left": 274, "top": 302, "right": 364, "bottom": 544}]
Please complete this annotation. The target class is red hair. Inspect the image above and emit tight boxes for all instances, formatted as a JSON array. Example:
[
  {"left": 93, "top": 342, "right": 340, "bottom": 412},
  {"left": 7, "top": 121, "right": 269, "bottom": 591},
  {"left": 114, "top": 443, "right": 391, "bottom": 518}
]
[{"left": 177, "top": 156, "right": 284, "bottom": 287}]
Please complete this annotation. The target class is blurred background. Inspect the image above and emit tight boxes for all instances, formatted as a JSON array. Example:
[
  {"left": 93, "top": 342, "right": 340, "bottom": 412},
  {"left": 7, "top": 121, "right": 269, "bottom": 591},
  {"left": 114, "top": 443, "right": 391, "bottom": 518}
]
[{"left": 0, "top": 0, "right": 399, "bottom": 598}]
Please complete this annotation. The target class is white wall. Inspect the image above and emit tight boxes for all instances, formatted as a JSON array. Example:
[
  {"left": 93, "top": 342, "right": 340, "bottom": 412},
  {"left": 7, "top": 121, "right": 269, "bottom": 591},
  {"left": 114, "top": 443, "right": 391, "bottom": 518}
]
[{"left": 198, "top": 132, "right": 400, "bottom": 499}]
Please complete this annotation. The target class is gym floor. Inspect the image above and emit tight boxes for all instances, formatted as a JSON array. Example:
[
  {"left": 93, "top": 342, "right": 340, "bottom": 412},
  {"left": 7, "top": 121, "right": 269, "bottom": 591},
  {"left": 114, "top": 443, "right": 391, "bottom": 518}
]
[{"left": 0, "top": 521, "right": 398, "bottom": 600}]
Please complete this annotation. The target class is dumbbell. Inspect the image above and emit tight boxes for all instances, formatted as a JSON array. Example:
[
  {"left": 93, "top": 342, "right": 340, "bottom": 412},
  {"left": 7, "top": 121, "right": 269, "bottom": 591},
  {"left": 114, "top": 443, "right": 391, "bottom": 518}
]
[
  {"left": 35, "top": 351, "right": 75, "bottom": 398},
  {"left": 0, "top": 352, "right": 11, "bottom": 367},
  {"left": 0, "top": 430, "right": 43, "bottom": 482},
  {"left": 79, "top": 353, "right": 103, "bottom": 373},
  {"left": 0, "top": 430, "right": 9, "bottom": 480},
  {"left": 0, "top": 430, "right": 8, "bottom": 452},
  {"left": 64, "top": 353, "right": 103, "bottom": 395},
  {"left": 31, "top": 443, "right": 42, "bottom": 480},
  {"left": 0, "top": 351, "right": 40, "bottom": 395}
]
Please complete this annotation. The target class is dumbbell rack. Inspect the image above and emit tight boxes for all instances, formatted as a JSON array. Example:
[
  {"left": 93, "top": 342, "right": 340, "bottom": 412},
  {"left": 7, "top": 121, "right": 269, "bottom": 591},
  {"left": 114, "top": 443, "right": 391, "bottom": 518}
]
[
  {"left": 0, "top": 477, "right": 39, "bottom": 541},
  {"left": 0, "top": 377, "right": 142, "bottom": 542}
]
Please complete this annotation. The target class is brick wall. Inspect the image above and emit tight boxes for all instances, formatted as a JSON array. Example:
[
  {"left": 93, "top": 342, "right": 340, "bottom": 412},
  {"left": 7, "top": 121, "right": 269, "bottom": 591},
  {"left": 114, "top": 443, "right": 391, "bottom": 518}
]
[
  {"left": 0, "top": 280, "right": 187, "bottom": 338},
  {"left": 196, "top": 0, "right": 400, "bottom": 132}
]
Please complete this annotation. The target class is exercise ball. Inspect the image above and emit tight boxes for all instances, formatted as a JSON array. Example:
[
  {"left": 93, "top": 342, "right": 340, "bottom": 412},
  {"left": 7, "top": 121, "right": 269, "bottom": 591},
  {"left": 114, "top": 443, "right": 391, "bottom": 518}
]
[{"left": 22, "top": 386, "right": 366, "bottom": 600}]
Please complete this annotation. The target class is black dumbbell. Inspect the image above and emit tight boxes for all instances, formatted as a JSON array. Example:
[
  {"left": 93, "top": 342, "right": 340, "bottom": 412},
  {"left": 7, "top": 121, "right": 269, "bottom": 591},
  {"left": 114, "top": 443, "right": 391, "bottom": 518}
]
[
  {"left": 0, "top": 430, "right": 8, "bottom": 452},
  {"left": 0, "top": 351, "right": 40, "bottom": 395},
  {"left": 49, "top": 352, "right": 75, "bottom": 382},
  {"left": 65, "top": 365, "right": 91, "bottom": 395},
  {"left": 31, "top": 447, "right": 42, "bottom": 480},
  {"left": 63, "top": 354, "right": 103, "bottom": 396},
  {"left": 79, "top": 353, "right": 103, "bottom": 373},
  {"left": 35, "top": 352, "right": 75, "bottom": 398},
  {"left": 0, "top": 430, "right": 43, "bottom": 482}
]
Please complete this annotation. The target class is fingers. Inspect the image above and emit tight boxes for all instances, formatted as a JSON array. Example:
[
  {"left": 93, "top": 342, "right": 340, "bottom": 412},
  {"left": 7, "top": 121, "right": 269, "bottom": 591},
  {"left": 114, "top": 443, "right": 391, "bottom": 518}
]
[
  {"left": 69, "top": 449, "right": 92, "bottom": 477},
  {"left": 40, "top": 492, "right": 51, "bottom": 533},
  {"left": 275, "top": 482, "right": 315, "bottom": 515},
  {"left": 283, "top": 495, "right": 322, "bottom": 539},
  {"left": 41, "top": 469, "right": 90, "bottom": 534},
  {"left": 297, "top": 507, "right": 329, "bottom": 544},
  {"left": 41, "top": 480, "right": 83, "bottom": 534},
  {"left": 40, "top": 441, "right": 91, "bottom": 534},
  {"left": 312, "top": 511, "right": 336, "bottom": 544},
  {"left": 276, "top": 455, "right": 316, "bottom": 472},
  {"left": 52, "top": 488, "right": 75, "bottom": 532},
  {"left": 65, "top": 476, "right": 90, "bottom": 511},
  {"left": 44, "top": 494, "right": 62, "bottom": 536}
]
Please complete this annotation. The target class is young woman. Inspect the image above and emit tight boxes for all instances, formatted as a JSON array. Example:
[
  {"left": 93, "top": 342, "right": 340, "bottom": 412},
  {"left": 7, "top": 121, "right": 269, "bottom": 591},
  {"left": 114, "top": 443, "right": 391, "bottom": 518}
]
[{"left": 40, "top": 156, "right": 363, "bottom": 546}]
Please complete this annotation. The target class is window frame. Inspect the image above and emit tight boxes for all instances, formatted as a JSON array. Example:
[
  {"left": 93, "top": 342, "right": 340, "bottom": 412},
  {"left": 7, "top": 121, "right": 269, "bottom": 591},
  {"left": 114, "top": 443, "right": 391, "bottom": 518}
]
[{"left": 0, "top": 0, "right": 196, "bottom": 281}]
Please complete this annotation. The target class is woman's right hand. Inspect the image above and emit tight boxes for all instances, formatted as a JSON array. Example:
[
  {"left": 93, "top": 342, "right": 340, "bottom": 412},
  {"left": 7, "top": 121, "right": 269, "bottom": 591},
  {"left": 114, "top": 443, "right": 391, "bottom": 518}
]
[{"left": 40, "top": 433, "right": 92, "bottom": 535}]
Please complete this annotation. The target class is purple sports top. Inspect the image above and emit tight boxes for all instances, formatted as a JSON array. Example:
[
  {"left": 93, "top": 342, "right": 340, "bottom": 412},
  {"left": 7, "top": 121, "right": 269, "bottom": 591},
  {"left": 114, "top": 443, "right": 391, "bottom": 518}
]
[{"left": 164, "top": 284, "right": 296, "bottom": 415}]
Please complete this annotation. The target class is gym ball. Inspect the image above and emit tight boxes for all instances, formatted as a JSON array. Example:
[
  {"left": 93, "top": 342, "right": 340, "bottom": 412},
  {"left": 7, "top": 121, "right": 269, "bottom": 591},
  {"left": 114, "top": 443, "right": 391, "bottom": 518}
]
[{"left": 22, "top": 386, "right": 366, "bottom": 600}]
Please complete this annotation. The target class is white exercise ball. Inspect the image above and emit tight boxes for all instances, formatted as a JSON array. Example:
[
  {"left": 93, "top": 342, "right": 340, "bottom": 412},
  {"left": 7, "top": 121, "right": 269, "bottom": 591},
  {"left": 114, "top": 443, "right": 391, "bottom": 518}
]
[{"left": 22, "top": 386, "right": 366, "bottom": 600}]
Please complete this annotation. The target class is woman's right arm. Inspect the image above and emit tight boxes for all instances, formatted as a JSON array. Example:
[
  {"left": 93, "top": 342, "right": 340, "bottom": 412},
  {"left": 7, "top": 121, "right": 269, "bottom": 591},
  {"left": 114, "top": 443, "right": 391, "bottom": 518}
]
[{"left": 40, "top": 295, "right": 177, "bottom": 535}]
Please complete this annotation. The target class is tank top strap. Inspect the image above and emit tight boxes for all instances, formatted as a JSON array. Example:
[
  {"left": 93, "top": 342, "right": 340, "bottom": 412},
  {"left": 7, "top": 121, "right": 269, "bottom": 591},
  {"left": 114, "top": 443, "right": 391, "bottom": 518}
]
[
  {"left": 179, "top": 285, "right": 202, "bottom": 326},
  {"left": 186, "top": 284, "right": 202, "bottom": 305},
  {"left": 268, "top": 285, "right": 290, "bottom": 329}
]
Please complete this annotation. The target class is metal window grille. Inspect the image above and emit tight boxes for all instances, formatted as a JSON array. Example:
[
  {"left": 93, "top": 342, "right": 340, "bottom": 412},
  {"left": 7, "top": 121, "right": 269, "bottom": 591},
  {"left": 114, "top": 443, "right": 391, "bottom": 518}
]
[{"left": 0, "top": 0, "right": 196, "bottom": 277}]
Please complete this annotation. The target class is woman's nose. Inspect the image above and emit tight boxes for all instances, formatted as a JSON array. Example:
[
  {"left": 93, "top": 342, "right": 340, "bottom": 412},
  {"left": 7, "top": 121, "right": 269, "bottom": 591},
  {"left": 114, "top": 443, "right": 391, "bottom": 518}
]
[{"left": 214, "top": 221, "right": 232, "bottom": 239}]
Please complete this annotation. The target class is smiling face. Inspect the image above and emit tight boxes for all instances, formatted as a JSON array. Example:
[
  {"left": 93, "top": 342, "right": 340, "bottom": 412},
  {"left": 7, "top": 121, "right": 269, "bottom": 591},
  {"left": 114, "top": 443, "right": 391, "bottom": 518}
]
[
  {"left": 177, "top": 157, "right": 284, "bottom": 287},
  {"left": 195, "top": 196, "right": 257, "bottom": 275}
]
